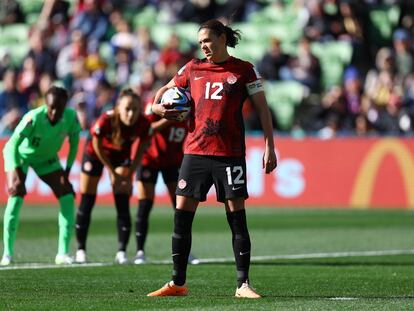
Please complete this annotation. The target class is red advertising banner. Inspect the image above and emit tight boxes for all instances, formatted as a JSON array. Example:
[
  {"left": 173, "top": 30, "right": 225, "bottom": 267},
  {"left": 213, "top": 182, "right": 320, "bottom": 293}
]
[{"left": 1, "top": 137, "right": 413, "bottom": 209}]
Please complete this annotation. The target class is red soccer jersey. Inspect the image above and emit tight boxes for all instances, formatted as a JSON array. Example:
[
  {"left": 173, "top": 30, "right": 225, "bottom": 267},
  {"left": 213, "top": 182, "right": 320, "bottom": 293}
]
[
  {"left": 85, "top": 110, "right": 150, "bottom": 162},
  {"left": 174, "top": 56, "right": 262, "bottom": 157},
  {"left": 141, "top": 102, "right": 187, "bottom": 168}
]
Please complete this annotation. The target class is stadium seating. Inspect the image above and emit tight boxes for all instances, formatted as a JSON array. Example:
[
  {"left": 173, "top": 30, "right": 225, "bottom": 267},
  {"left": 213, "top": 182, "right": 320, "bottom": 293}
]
[
  {"left": 0, "top": 24, "right": 30, "bottom": 66},
  {"left": 368, "top": 5, "right": 400, "bottom": 46},
  {"left": 264, "top": 80, "right": 309, "bottom": 130},
  {"left": 17, "top": 0, "right": 44, "bottom": 15},
  {"left": 311, "top": 41, "right": 353, "bottom": 89}
]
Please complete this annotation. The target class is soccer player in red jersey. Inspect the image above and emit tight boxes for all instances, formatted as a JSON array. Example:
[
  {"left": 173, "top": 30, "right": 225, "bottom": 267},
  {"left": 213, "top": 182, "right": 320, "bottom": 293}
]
[
  {"left": 74, "top": 89, "right": 151, "bottom": 264},
  {"left": 147, "top": 19, "right": 277, "bottom": 298},
  {"left": 134, "top": 101, "right": 198, "bottom": 265}
]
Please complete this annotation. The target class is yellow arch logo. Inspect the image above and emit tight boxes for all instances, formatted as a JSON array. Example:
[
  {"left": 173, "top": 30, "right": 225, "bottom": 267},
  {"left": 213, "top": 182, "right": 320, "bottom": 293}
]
[{"left": 350, "top": 139, "right": 414, "bottom": 209}]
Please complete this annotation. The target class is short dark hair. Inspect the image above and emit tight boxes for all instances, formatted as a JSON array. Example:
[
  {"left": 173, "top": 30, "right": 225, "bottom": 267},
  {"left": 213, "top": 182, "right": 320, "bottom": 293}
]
[
  {"left": 199, "top": 19, "right": 241, "bottom": 48},
  {"left": 46, "top": 85, "right": 69, "bottom": 103}
]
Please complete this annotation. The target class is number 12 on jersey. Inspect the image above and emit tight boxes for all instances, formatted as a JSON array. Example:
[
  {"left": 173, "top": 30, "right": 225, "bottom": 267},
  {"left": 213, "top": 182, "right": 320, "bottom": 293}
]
[{"left": 205, "top": 82, "right": 223, "bottom": 100}]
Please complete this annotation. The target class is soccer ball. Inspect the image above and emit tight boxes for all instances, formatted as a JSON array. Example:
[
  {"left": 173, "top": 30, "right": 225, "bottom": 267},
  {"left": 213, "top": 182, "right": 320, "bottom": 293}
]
[{"left": 160, "top": 87, "right": 192, "bottom": 121}]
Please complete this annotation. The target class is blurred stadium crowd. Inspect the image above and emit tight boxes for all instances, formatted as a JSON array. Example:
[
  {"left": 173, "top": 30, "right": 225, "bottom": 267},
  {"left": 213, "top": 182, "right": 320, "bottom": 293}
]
[{"left": 0, "top": 0, "right": 414, "bottom": 138}]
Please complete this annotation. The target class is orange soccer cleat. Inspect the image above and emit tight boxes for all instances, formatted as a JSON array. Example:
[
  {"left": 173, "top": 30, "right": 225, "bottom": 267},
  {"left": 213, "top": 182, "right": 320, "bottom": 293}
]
[
  {"left": 147, "top": 281, "right": 189, "bottom": 297},
  {"left": 235, "top": 282, "right": 262, "bottom": 298}
]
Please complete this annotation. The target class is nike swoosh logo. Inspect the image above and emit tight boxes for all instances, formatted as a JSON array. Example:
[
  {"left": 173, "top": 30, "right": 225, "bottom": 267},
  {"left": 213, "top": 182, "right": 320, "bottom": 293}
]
[
  {"left": 239, "top": 251, "right": 250, "bottom": 256},
  {"left": 172, "top": 253, "right": 180, "bottom": 257},
  {"left": 232, "top": 186, "right": 243, "bottom": 191},
  {"left": 194, "top": 76, "right": 204, "bottom": 80}
]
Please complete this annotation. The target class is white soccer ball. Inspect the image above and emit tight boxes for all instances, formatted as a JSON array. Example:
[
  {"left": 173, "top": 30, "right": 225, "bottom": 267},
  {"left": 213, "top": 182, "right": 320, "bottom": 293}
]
[{"left": 160, "top": 87, "right": 192, "bottom": 121}]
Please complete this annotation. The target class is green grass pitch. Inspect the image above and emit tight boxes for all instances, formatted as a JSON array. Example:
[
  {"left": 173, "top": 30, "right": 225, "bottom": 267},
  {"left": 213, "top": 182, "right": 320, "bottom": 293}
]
[{"left": 1, "top": 205, "right": 414, "bottom": 310}]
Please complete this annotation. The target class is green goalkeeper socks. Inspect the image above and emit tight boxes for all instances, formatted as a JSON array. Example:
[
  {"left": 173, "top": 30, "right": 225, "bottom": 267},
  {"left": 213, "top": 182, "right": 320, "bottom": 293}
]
[
  {"left": 57, "top": 194, "right": 75, "bottom": 255},
  {"left": 3, "top": 196, "right": 24, "bottom": 256}
]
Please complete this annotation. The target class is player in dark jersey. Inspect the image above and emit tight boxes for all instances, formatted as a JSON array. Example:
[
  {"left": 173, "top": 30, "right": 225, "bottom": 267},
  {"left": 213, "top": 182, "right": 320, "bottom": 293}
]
[
  {"left": 74, "top": 88, "right": 151, "bottom": 264},
  {"left": 147, "top": 19, "right": 277, "bottom": 298},
  {"left": 1, "top": 86, "right": 80, "bottom": 266},
  {"left": 134, "top": 101, "right": 198, "bottom": 265}
]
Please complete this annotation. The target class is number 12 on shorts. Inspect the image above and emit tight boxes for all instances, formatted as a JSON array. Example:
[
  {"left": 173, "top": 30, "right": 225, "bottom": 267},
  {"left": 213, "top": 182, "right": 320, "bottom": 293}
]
[{"left": 226, "top": 166, "right": 244, "bottom": 185}]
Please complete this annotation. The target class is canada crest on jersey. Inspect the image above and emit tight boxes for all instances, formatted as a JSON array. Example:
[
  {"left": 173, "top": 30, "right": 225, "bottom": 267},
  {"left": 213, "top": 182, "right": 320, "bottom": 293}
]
[{"left": 227, "top": 75, "right": 237, "bottom": 84}]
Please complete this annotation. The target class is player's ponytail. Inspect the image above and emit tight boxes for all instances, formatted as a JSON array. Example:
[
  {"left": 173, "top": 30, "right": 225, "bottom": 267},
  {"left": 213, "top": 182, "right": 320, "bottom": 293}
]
[
  {"left": 112, "top": 88, "right": 141, "bottom": 146},
  {"left": 199, "top": 19, "right": 241, "bottom": 48}
]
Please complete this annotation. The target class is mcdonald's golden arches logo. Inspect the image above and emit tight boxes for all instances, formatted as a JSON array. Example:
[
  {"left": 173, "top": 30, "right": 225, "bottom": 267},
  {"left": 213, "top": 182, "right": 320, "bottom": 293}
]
[{"left": 350, "top": 139, "right": 414, "bottom": 209}]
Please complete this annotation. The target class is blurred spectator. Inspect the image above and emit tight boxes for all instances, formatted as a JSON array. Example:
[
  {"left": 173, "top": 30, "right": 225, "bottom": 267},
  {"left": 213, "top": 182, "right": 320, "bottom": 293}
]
[
  {"left": 109, "top": 18, "right": 135, "bottom": 86},
  {"left": 0, "top": 69, "right": 28, "bottom": 134},
  {"left": 69, "top": 92, "right": 90, "bottom": 130},
  {"left": 18, "top": 56, "right": 38, "bottom": 100},
  {"left": 342, "top": 66, "right": 365, "bottom": 129},
  {"left": 39, "top": 0, "right": 70, "bottom": 28},
  {"left": 338, "top": 0, "right": 370, "bottom": 70},
  {"left": 217, "top": 0, "right": 261, "bottom": 22},
  {"left": 392, "top": 28, "right": 414, "bottom": 79},
  {"left": 318, "top": 86, "right": 346, "bottom": 138},
  {"left": 159, "top": 0, "right": 217, "bottom": 24},
  {"left": 304, "top": 0, "right": 332, "bottom": 41},
  {"left": 110, "top": 18, "right": 137, "bottom": 51},
  {"left": 154, "top": 33, "right": 188, "bottom": 82},
  {"left": 25, "top": 28, "right": 57, "bottom": 77},
  {"left": 132, "top": 27, "right": 160, "bottom": 74},
  {"left": 364, "top": 47, "right": 398, "bottom": 106},
  {"left": 91, "top": 78, "right": 115, "bottom": 119},
  {"left": 131, "top": 66, "right": 157, "bottom": 104},
  {"left": 70, "top": 0, "right": 109, "bottom": 47},
  {"left": 30, "top": 73, "right": 54, "bottom": 109},
  {"left": 282, "top": 37, "right": 321, "bottom": 92},
  {"left": 114, "top": 47, "right": 133, "bottom": 86},
  {"left": 322, "top": 0, "right": 344, "bottom": 40},
  {"left": 56, "top": 30, "right": 88, "bottom": 80},
  {"left": 0, "top": 0, "right": 25, "bottom": 25},
  {"left": 257, "top": 37, "right": 290, "bottom": 81},
  {"left": 0, "top": 51, "right": 12, "bottom": 80},
  {"left": 39, "top": 0, "right": 71, "bottom": 51}
]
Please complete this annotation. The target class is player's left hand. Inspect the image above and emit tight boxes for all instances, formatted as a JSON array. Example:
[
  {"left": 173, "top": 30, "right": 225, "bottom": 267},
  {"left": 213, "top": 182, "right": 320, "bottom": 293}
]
[{"left": 263, "top": 148, "right": 277, "bottom": 174}]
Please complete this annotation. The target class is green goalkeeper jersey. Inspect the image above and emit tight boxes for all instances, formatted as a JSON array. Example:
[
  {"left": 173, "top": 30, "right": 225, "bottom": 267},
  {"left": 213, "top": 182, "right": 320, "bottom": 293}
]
[{"left": 4, "top": 105, "right": 81, "bottom": 166}]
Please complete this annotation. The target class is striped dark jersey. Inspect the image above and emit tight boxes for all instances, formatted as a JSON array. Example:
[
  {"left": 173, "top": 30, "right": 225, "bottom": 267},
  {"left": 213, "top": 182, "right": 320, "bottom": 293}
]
[
  {"left": 174, "top": 56, "right": 263, "bottom": 157},
  {"left": 85, "top": 110, "right": 150, "bottom": 162},
  {"left": 141, "top": 102, "right": 187, "bottom": 168}
]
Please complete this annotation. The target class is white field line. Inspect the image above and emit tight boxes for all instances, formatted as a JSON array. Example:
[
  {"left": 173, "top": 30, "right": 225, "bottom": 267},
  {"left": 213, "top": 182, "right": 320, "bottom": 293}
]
[
  {"left": 0, "top": 262, "right": 110, "bottom": 271},
  {"left": 1, "top": 249, "right": 414, "bottom": 270},
  {"left": 152, "top": 249, "right": 414, "bottom": 264}
]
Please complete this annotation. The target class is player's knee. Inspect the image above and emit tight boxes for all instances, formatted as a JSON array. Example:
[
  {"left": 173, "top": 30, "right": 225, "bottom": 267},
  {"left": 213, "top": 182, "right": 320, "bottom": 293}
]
[
  {"left": 234, "top": 232, "right": 250, "bottom": 241},
  {"left": 118, "top": 213, "right": 131, "bottom": 228},
  {"left": 8, "top": 181, "right": 26, "bottom": 197},
  {"left": 137, "top": 199, "right": 153, "bottom": 219},
  {"left": 56, "top": 173, "right": 74, "bottom": 195},
  {"left": 173, "top": 210, "right": 195, "bottom": 236}
]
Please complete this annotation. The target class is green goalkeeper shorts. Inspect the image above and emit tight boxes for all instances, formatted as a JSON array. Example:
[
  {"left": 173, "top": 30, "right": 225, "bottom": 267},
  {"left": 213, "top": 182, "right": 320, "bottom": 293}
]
[{"left": 4, "top": 153, "right": 63, "bottom": 176}]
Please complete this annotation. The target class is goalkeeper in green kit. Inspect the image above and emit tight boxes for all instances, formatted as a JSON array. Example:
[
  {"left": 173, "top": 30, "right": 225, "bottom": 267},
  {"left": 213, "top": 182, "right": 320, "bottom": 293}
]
[{"left": 1, "top": 86, "right": 81, "bottom": 265}]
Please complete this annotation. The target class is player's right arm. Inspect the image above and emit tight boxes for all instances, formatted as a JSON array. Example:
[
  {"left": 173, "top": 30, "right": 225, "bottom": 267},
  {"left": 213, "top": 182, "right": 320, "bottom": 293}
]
[
  {"left": 152, "top": 61, "right": 191, "bottom": 120},
  {"left": 151, "top": 79, "right": 182, "bottom": 119},
  {"left": 3, "top": 113, "right": 34, "bottom": 172},
  {"left": 92, "top": 136, "right": 116, "bottom": 179}
]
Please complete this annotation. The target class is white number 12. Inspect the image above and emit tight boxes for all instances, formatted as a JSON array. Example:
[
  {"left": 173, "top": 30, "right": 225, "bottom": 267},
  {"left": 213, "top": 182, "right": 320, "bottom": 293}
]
[
  {"left": 205, "top": 82, "right": 223, "bottom": 100},
  {"left": 226, "top": 166, "right": 244, "bottom": 185}
]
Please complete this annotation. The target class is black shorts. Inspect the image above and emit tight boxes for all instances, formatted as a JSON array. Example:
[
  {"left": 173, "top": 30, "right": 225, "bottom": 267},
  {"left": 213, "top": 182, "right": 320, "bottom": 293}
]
[
  {"left": 176, "top": 154, "right": 248, "bottom": 203},
  {"left": 81, "top": 153, "right": 131, "bottom": 177},
  {"left": 136, "top": 165, "right": 180, "bottom": 184}
]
